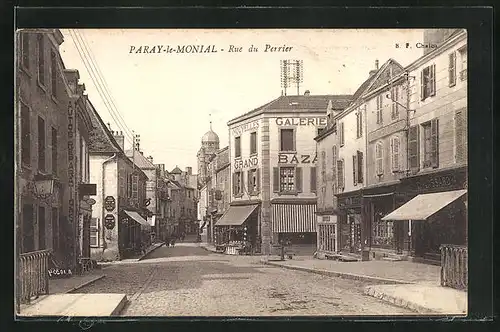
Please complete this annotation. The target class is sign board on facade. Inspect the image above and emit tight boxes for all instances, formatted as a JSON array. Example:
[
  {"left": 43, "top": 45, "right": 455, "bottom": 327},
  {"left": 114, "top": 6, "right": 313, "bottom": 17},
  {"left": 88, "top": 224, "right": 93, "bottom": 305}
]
[
  {"left": 79, "top": 183, "right": 97, "bottom": 196},
  {"left": 234, "top": 156, "right": 259, "bottom": 170},
  {"left": 232, "top": 121, "right": 259, "bottom": 136},
  {"left": 275, "top": 117, "right": 327, "bottom": 126},
  {"left": 278, "top": 153, "right": 317, "bottom": 164},
  {"left": 104, "top": 214, "right": 116, "bottom": 230},
  {"left": 104, "top": 196, "right": 116, "bottom": 211}
]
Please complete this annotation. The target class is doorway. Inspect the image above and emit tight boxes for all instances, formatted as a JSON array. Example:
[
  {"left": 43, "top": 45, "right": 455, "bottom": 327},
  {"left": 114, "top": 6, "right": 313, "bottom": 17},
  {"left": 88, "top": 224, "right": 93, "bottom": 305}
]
[{"left": 348, "top": 214, "right": 362, "bottom": 253}]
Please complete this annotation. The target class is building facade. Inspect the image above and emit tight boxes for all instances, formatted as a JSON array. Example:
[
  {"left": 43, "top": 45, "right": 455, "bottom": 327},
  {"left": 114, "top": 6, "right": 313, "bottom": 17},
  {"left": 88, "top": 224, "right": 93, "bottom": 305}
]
[
  {"left": 16, "top": 29, "right": 95, "bottom": 270},
  {"left": 226, "top": 93, "right": 351, "bottom": 255}
]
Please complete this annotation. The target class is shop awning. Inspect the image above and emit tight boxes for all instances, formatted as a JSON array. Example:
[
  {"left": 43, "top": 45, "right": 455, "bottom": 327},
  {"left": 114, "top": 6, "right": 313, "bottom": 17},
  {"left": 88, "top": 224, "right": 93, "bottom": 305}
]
[
  {"left": 381, "top": 189, "right": 467, "bottom": 221},
  {"left": 124, "top": 210, "right": 151, "bottom": 229},
  {"left": 215, "top": 205, "right": 258, "bottom": 226},
  {"left": 272, "top": 203, "right": 317, "bottom": 233}
]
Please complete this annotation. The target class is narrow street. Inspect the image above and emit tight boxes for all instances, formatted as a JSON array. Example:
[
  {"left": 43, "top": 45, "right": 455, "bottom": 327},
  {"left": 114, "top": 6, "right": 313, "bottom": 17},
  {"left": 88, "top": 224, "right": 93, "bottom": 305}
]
[{"left": 76, "top": 241, "right": 413, "bottom": 316}]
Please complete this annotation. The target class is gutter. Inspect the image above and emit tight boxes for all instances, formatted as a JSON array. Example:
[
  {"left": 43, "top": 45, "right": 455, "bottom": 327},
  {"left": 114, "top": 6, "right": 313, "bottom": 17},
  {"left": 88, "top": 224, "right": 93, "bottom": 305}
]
[{"left": 101, "top": 154, "right": 117, "bottom": 253}]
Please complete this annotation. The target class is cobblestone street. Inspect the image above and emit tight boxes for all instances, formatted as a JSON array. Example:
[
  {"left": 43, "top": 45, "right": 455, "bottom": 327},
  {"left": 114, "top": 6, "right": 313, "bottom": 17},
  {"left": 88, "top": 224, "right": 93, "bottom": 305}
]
[{"left": 76, "top": 242, "right": 413, "bottom": 316}]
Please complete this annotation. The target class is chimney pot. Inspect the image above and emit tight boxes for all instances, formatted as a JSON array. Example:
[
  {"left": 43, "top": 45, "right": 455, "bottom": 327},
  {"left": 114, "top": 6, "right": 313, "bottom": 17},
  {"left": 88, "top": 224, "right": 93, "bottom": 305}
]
[{"left": 375, "top": 59, "right": 379, "bottom": 69}]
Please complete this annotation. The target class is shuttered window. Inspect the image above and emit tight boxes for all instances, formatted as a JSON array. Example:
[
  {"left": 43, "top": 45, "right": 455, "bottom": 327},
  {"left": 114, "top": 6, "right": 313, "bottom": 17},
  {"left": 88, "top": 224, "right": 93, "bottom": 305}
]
[
  {"left": 310, "top": 166, "right": 317, "bottom": 193},
  {"left": 408, "top": 125, "right": 420, "bottom": 172},
  {"left": 332, "top": 146, "right": 337, "bottom": 194},
  {"left": 279, "top": 167, "right": 295, "bottom": 192},
  {"left": 357, "top": 150, "right": 363, "bottom": 183},
  {"left": 421, "top": 64, "right": 436, "bottom": 100},
  {"left": 391, "top": 86, "right": 399, "bottom": 120},
  {"left": 356, "top": 111, "right": 363, "bottom": 138},
  {"left": 376, "top": 95, "right": 383, "bottom": 124},
  {"left": 352, "top": 154, "right": 358, "bottom": 186},
  {"left": 375, "top": 142, "right": 383, "bottom": 176},
  {"left": 337, "top": 160, "right": 344, "bottom": 191},
  {"left": 339, "top": 122, "right": 345, "bottom": 146},
  {"left": 391, "top": 136, "right": 400, "bottom": 172},
  {"left": 422, "top": 119, "right": 439, "bottom": 168},
  {"left": 90, "top": 218, "right": 99, "bottom": 247},
  {"left": 132, "top": 175, "right": 139, "bottom": 199},
  {"left": 449, "top": 52, "right": 457, "bottom": 87},
  {"left": 455, "top": 109, "right": 467, "bottom": 163}
]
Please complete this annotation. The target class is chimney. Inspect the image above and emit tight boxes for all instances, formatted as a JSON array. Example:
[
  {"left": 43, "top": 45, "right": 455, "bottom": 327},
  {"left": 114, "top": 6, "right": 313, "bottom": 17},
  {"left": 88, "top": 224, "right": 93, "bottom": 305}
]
[
  {"left": 186, "top": 167, "right": 192, "bottom": 175},
  {"left": 369, "top": 59, "right": 380, "bottom": 77},
  {"left": 147, "top": 156, "right": 153, "bottom": 163},
  {"left": 113, "top": 130, "right": 125, "bottom": 151},
  {"left": 304, "top": 90, "right": 310, "bottom": 96},
  {"left": 63, "top": 69, "right": 80, "bottom": 93}
]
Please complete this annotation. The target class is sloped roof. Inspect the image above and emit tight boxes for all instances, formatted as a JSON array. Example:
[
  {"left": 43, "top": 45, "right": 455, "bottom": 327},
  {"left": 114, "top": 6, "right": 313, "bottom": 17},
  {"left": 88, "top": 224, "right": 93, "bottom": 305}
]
[
  {"left": 170, "top": 166, "right": 183, "bottom": 174},
  {"left": 125, "top": 149, "right": 156, "bottom": 169},
  {"left": 228, "top": 94, "right": 352, "bottom": 125},
  {"left": 351, "top": 59, "right": 404, "bottom": 102},
  {"left": 86, "top": 99, "right": 122, "bottom": 153}
]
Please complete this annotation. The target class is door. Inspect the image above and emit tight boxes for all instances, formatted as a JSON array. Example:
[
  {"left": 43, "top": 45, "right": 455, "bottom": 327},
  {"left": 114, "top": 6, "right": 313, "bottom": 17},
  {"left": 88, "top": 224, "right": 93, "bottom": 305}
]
[{"left": 348, "top": 214, "right": 362, "bottom": 253}]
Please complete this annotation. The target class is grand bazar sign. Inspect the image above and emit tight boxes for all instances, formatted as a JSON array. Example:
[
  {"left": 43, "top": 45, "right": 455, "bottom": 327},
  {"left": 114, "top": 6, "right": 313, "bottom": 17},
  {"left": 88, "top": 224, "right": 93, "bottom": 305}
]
[
  {"left": 275, "top": 117, "right": 327, "bottom": 126},
  {"left": 234, "top": 156, "right": 259, "bottom": 170},
  {"left": 278, "top": 153, "right": 317, "bottom": 164}
]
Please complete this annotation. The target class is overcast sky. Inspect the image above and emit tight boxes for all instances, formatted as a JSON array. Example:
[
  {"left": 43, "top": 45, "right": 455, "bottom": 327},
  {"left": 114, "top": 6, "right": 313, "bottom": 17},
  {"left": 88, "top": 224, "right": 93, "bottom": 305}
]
[{"left": 59, "top": 29, "right": 425, "bottom": 172}]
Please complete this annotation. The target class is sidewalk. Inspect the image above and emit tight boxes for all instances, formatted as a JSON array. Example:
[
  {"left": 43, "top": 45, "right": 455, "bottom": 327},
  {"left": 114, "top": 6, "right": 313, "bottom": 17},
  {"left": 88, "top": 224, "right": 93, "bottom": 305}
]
[
  {"left": 49, "top": 270, "right": 106, "bottom": 294},
  {"left": 261, "top": 257, "right": 467, "bottom": 315}
]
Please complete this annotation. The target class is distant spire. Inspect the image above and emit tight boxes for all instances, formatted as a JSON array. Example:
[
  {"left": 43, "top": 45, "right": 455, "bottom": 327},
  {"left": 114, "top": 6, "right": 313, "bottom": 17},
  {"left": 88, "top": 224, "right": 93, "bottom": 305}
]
[{"left": 209, "top": 113, "right": 212, "bottom": 130}]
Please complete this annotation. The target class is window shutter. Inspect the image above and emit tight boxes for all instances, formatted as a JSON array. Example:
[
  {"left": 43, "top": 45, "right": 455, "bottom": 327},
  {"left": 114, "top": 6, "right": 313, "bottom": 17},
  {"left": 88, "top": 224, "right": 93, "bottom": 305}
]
[
  {"left": 247, "top": 170, "right": 252, "bottom": 195},
  {"left": 395, "top": 87, "right": 399, "bottom": 118},
  {"left": 357, "top": 150, "right": 363, "bottom": 183},
  {"left": 295, "top": 167, "right": 302, "bottom": 192},
  {"left": 310, "top": 167, "right": 317, "bottom": 193},
  {"left": 256, "top": 168, "right": 260, "bottom": 192},
  {"left": 232, "top": 173, "right": 237, "bottom": 196},
  {"left": 273, "top": 167, "right": 279, "bottom": 193},
  {"left": 332, "top": 146, "right": 337, "bottom": 193},
  {"left": 430, "top": 64, "right": 436, "bottom": 96},
  {"left": 420, "top": 70, "right": 425, "bottom": 100},
  {"left": 359, "top": 111, "right": 363, "bottom": 137},
  {"left": 337, "top": 160, "right": 344, "bottom": 190},
  {"left": 455, "top": 110, "right": 466, "bottom": 163},
  {"left": 340, "top": 122, "right": 345, "bottom": 145},
  {"left": 409, "top": 125, "right": 420, "bottom": 172},
  {"left": 240, "top": 172, "right": 245, "bottom": 195},
  {"left": 352, "top": 155, "right": 357, "bottom": 186},
  {"left": 449, "top": 52, "right": 456, "bottom": 86},
  {"left": 431, "top": 118, "right": 439, "bottom": 168}
]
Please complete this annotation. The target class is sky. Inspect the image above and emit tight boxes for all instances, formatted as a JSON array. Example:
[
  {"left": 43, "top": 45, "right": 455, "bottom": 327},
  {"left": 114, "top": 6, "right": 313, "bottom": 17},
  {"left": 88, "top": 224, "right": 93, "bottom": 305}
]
[{"left": 59, "top": 29, "right": 425, "bottom": 172}]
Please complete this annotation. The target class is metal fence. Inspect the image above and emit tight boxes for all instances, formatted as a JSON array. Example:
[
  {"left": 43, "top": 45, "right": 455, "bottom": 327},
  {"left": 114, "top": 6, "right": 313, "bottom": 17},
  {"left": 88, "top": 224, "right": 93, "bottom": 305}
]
[
  {"left": 440, "top": 244, "right": 468, "bottom": 290},
  {"left": 17, "top": 249, "right": 51, "bottom": 310}
]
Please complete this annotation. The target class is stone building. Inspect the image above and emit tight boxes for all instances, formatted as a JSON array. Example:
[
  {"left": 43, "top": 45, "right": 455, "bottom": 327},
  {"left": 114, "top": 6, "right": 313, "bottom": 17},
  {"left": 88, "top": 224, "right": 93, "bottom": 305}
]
[
  {"left": 225, "top": 93, "right": 351, "bottom": 255},
  {"left": 197, "top": 124, "right": 220, "bottom": 187},
  {"left": 15, "top": 29, "right": 96, "bottom": 271}
]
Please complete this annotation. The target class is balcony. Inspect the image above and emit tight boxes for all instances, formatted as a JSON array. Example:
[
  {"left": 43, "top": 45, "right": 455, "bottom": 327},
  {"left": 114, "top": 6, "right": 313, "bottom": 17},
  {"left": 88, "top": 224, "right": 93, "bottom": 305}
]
[{"left": 460, "top": 69, "right": 467, "bottom": 81}]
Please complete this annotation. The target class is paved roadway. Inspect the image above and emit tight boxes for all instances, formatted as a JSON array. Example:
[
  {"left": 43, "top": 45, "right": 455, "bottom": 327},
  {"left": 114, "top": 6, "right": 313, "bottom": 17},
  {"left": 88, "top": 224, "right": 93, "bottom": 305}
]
[{"left": 77, "top": 242, "right": 413, "bottom": 316}]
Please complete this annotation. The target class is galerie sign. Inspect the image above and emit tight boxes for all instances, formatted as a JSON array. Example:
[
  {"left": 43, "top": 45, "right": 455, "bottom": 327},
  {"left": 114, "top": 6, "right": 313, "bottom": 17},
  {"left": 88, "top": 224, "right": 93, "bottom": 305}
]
[
  {"left": 278, "top": 153, "right": 317, "bottom": 164},
  {"left": 275, "top": 117, "right": 327, "bottom": 126},
  {"left": 232, "top": 121, "right": 259, "bottom": 136},
  {"left": 234, "top": 156, "right": 259, "bottom": 170}
]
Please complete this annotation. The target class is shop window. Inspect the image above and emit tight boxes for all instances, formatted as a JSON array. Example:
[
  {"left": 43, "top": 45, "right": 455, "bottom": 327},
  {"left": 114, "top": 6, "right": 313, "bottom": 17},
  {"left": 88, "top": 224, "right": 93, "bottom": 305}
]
[
  {"left": 421, "top": 64, "right": 436, "bottom": 100},
  {"left": 234, "top": 136, "right": 241, "bottom": 158},
  {"left": 280, "top": 129, "right": 295, "bottom": 151},
  {"left": 448, "top": 52, "right": 457, "bottom": 87},
  {"left": 250, "top": 132, "right": 257, "bottom": 155},
  {"left": 38, "top": 116, "right": 46, "bottom": 172},
  {"left": 21, "top": 102, "right": 31, "bottom": 166},
  {"left": 37, "top": 34, "right": 45, "bottom": 86},
  {"left": 391, "top": 136, "right": 400, "bottom": 172},
  {"left": 372, "top": 220, "right": 394, "bottom": 247},
  {"left": 318, "top": 224, "right": 336, "bottom": 253},
  {"left": 375, "top": 142, "right": 383, "bottom": 176}
]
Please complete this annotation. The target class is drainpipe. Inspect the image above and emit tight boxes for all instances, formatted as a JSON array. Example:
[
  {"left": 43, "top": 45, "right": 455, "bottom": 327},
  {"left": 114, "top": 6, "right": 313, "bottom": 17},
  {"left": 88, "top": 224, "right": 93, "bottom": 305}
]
[{"left": 101, "top": 154, "right": 117, "bottom": 257}]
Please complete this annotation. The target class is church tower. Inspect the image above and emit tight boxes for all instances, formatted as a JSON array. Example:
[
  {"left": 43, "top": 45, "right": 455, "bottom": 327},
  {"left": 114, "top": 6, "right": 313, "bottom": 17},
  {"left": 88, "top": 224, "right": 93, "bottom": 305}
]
[{"left": 197, "top": 116, "right": 220, "bottom": 187}]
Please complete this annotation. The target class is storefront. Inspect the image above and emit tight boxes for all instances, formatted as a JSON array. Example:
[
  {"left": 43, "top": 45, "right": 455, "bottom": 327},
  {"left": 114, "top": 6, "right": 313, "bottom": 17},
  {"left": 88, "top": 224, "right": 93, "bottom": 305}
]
[
  {"left": 214, "top": 202, "right": 260, "bottom": 255},
  {"left": 119, "top": 209, "right": 151, "bottom": 258},
  {"left": 316, "top": 211, "right": 338, "bottom": 257},
  {"left": 383, "top": 166, "right": 468, "bottom": 263},
  {"left": 337, "top": 190, "right": 363, "bottom": 255}
]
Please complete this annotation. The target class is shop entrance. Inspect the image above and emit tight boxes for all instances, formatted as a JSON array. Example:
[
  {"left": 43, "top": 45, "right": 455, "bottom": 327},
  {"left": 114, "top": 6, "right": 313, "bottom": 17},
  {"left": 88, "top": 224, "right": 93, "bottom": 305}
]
[{"left": 348, "top": 214, "right": 362, "bottom": 253}]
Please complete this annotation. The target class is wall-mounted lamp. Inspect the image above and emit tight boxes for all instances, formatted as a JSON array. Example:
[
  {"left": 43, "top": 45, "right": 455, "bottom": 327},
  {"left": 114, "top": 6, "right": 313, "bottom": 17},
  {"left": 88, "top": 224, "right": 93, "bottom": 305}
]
[{"left": 24, "top": 174, "right": 55, "bottom": 201}]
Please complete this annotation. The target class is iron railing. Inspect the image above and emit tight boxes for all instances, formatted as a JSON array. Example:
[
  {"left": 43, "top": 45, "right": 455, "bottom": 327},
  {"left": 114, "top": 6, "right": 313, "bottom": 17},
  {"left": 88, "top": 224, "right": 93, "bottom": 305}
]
[
  {"left": 440, "top": 244, "right": 468, "bottom": 290},
  {"left": 17, "top": 249, "right": 51, "bottom": 310}
]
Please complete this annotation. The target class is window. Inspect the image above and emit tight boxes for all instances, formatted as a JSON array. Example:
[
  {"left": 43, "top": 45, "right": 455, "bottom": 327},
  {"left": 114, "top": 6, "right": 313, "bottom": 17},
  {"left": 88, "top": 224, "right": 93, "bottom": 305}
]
[
  {"left": 352, "top": 154, "right": 358, "bottom": 186},
  {"left": 248, "top": 168, "right": 260, "bottom": 194},
  {"left": 408, "top": 125, "right": 420, "bottom": 172},
  {"left": 455, "top": 109, "right": 467, "bottom": 163},
  {"left": 51, "top": 208, "right": 59, "bottom": 251},
  {"left": 391, "top": 86, "right": 399, "bottom": 120},
  {"left": 310, "top": 166, "right": 317, "bottom": 193},
  {"left": 356, "top": 111, "right": 363, "bottom": 138},
  {"left": 51, "top": 50, "right": 57, "bottom": 98},
  {"left": 337, "top": 160, "right": 344, "bottom": 191},
  {"left": 339, "top": 122, "right": 345, "bottom": 146},
  {"left": 38, "top": 206, "right": 46, "bottom": 250},
  {"left": 318, "top": 224, "right": 336, "bottom": 253},
  {"left": 38, "top": 116, "right": 45, "bottom": 172},
  {"left": 233, "top": 171, "right": 243, "bottom": 196},
  {"left": 372, "top": 220, "right": 394, "bottom": 247},
  {"left": 448, "top": 52, "right": 457, "bottom": 87},
  {"left": 21, "top": 103, "right": 31, "bottom": 165},
  {"left": 280, "top": 129, "right": 295, "bottom": 151},
  {"left": 279, "top": 167, "right": 295, "bottom": 192},
  {"left": 375, "top": 142, "right": 383, "bottom": 176},
  {"left": 51, "top": 128, "right": 57, "bottom": 175},
  {"left": 234, "top": 136, "right": 241, "bottom": 158},
  {"left": 332, "top": 146, "right": 337, "bottom": 193},
  {"left": 376, "top": 95, "right": 383, "bottom": 124},
  {"left": 317, "top": 127, "right": 326, "bottom": 137},
  {"left": 21, "top": 32, "right": 29, "bottom": 69},
  {"left": 37, "top": 35, "right": 45, "bottom": 85},
  {"left": 421, "top": 64, "right": 436, "bottom": 100},
  {"left": 390, "top": 136, "right": 400, "bottom": 172},
  {"left": 459, "top": 47, "right": 467, "bottom": 81},
  {"left": 357, "top": 150, "right": 364, "bottom": 184},
  {"left": 132, "top": 174, "right": 139, "bottom": 199},
  {"left": 422, "top": 119, "right": 439, "bottom": 168},
  {"left": 250, "top": 132, "right": 257, "bottom": 155}
]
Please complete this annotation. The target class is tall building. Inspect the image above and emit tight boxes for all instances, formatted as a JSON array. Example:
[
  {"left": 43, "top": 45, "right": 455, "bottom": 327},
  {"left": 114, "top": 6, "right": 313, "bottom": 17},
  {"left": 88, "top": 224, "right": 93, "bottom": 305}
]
[{"left": 197, "top": 123, "right": 220, "bottom": 187}]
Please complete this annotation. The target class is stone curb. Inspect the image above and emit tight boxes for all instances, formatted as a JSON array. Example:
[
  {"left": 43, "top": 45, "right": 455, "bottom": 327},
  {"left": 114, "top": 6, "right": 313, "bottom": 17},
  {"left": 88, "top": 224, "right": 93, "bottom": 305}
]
[
  {"left": 65, "top": 275, "right": 106, "bottom": 293},
  {"left": 138, "top": 242, "right": 166, "bottom": 261},
  {"left": 199, "top": 244, "right": 223, "bottom": 254},
  {"left": 363, "top": 286, "right": 440, "bottom": 314},
  {"left": 262, "top": 260, "right": 414, "bottom": 285}
]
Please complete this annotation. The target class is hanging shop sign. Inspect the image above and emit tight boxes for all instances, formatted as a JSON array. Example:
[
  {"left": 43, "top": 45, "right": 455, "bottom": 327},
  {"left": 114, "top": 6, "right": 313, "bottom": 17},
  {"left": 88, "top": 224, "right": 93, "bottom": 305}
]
[
  {"left": 278, "top": 153, "right": 317, "bottom": 164},
  {"left": 104, "top": 196, "right": 116, "bottom": 211},
  {"left": 275, "top": 117, "right": 327, "bottom": 126},
  {"left": 104, "top": 214, "right": 116, "bottom": 230},
  {"left": 234, "top": 156, "right": 259, "bottom": 170}
]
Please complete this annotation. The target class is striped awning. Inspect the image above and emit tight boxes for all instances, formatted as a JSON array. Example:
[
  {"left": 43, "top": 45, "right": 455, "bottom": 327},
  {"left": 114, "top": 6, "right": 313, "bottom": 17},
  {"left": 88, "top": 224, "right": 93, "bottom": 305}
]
[{"left": 272, "top": 203, "right": 317, "bottom": 233}]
